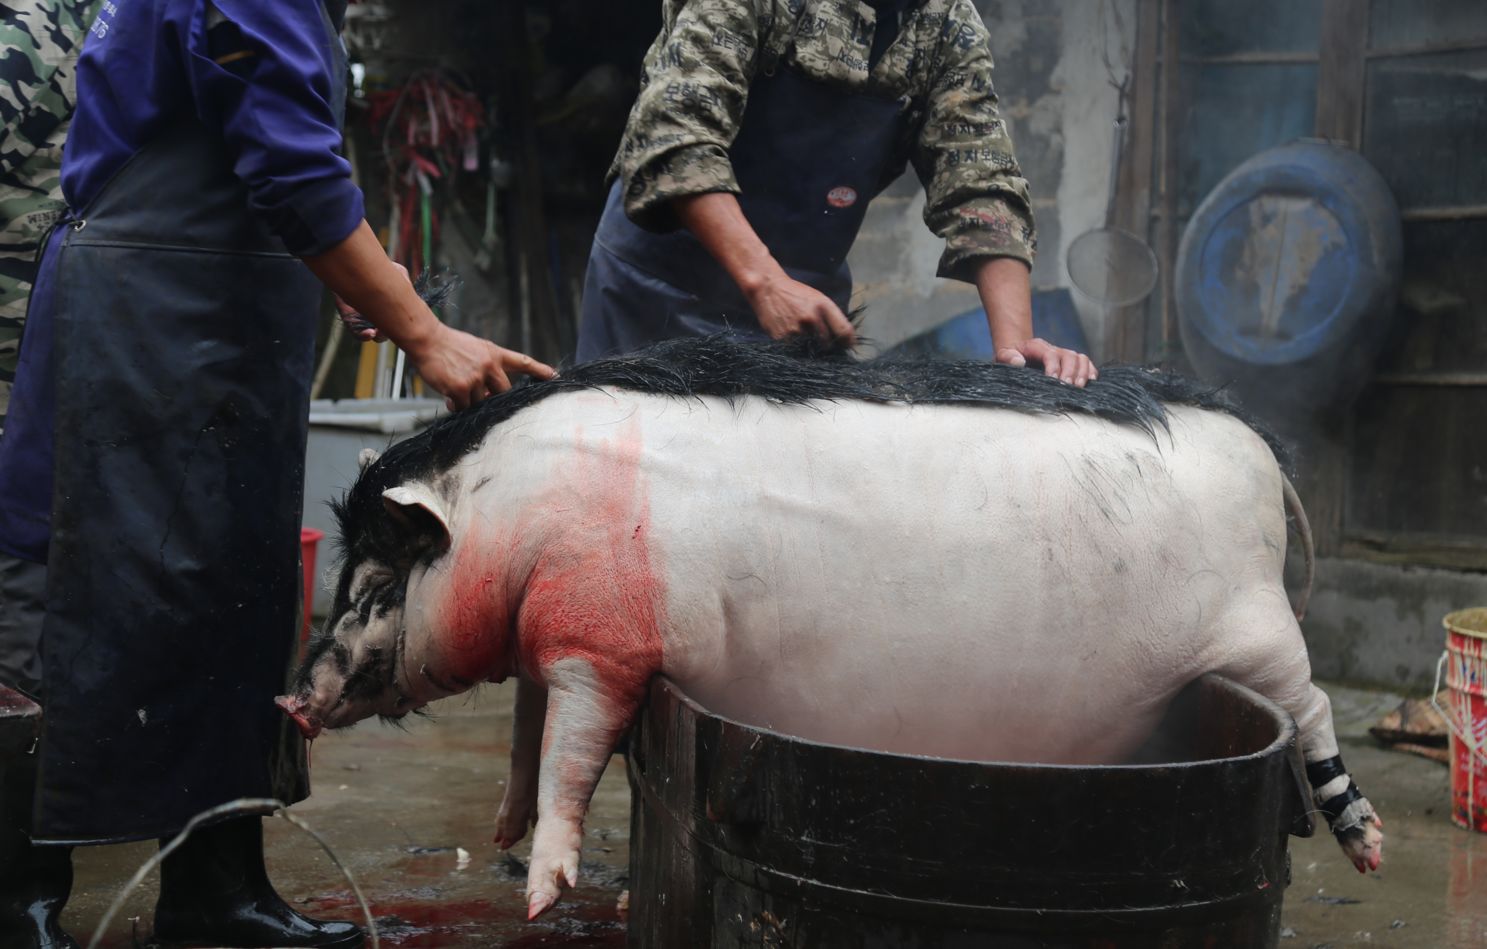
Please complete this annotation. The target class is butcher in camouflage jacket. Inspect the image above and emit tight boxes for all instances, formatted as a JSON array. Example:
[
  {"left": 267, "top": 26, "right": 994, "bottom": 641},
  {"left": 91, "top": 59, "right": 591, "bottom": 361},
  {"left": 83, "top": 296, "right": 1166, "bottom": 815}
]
[
  {"left": 0, "top": 0, "right": 95, "bottom": 429},
  {"left": 581, "top": 0, "right": 1094, "bottom": 386}
]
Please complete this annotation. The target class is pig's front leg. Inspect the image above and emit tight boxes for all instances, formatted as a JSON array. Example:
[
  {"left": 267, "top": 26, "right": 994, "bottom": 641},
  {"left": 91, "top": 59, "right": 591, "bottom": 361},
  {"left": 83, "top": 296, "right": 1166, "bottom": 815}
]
[
  {"left": 525, "top": 657, "right": 639, "bottom": 920},
  {"left": 495, "top": 676, "right": 547, "bottom": 849}
]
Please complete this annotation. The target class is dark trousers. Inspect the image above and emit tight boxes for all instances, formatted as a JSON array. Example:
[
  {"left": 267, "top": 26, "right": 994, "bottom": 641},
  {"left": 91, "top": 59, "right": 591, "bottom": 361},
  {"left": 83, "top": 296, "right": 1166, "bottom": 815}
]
[{"left": 0, "top": 555, "right": 44, "bottom": 700}]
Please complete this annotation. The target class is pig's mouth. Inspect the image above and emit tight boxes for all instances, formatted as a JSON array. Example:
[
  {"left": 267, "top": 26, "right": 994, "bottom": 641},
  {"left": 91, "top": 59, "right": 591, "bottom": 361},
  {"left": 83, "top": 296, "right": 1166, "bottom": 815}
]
[
  {"left": 274, "top": 694, "right": 323, "bottom": 741},
  {"left": 274, "top": 654, "right": 433, "bottom": 740}
]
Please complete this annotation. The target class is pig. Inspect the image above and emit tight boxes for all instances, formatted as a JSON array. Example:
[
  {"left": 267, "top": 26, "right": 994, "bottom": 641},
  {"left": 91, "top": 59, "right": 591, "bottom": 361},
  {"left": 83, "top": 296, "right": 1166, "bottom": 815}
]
[{"left": 277, "top": 335, "right": 1383, "bottom": 920}]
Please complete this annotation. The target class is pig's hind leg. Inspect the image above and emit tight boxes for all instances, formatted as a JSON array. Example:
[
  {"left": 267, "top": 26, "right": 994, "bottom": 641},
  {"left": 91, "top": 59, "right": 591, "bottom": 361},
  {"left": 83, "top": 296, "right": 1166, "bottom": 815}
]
[
  {"left": 495, "top": 677, "right": 546, "bottom": 849},
  {"left": 1215, "top": 593, "right": 1383, "bottom": 873},
  {"left": 524, "top": 656, "right": 640, "bottom": 920}
]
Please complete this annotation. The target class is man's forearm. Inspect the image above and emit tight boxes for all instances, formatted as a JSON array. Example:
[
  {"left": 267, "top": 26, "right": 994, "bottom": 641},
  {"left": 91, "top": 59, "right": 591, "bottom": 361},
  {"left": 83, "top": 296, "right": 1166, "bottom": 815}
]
[
  {"left": 973, "top": 256, "right": 1034, "bottom": 351},
  {"left": 303, "top": 220, "right": 439, "bottom": 356},
  {"left": 672, "top": 192, "right": 785, "bottom": 296},
  {"left": 670, "top": 191, "right": 856, "bottom": 344}
]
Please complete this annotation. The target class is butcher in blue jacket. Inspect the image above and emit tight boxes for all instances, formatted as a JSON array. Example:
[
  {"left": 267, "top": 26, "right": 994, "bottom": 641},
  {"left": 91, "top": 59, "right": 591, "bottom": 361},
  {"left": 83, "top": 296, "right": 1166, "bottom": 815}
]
[{"left": 0, "top": 3, "right": 551, "bottom": 947}]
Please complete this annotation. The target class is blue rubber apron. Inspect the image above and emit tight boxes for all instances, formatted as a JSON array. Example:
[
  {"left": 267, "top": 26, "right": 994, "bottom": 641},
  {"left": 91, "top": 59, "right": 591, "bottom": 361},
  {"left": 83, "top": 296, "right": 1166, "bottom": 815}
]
[
  {"left": 0, "top": 2, "right": 347, "bottom": 843},
  {"left": 577, "top": 52, "right": 913, "bottom": 361}
]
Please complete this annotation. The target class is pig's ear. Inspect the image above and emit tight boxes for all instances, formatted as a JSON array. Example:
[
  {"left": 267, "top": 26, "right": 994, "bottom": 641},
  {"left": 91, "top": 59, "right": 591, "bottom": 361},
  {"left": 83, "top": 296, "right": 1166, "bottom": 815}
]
[
  {"left": 358, "top": 448, "right": 382, "bottom": 470},
  {"left": 382, "top": 483, "right": 452, "bottom": 555}
]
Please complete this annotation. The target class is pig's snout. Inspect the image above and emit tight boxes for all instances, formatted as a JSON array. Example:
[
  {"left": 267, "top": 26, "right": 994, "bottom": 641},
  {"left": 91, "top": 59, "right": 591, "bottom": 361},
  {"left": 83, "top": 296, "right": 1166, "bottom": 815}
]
[{"left": 275, "top": 693, "right": 323, "bottom": 741}]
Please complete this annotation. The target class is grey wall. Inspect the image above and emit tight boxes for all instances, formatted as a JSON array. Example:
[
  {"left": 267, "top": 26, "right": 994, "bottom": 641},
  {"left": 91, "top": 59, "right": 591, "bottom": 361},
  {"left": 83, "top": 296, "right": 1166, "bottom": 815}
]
[
  {"left": 1303, "top": 558, "right": 1487, "bottom": 695},
  {"left": 849, "top": 0, "right": 1137, "bottom": 355}
]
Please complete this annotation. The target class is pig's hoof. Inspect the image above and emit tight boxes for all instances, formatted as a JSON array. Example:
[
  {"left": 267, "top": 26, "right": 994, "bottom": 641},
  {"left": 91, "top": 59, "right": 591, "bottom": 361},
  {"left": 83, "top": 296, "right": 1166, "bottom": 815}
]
[
  {"left": 527, "top": 890, "right": 557, "bottom": 921},
  {"left": 495, "top": 799, "right": 535, "bottom": 849},
  {"left": 525, "top": 847, "right": 580, "bottom": 920},
  {"left": 1336, "top": 807, "right": 1384, "bottom": 874}
]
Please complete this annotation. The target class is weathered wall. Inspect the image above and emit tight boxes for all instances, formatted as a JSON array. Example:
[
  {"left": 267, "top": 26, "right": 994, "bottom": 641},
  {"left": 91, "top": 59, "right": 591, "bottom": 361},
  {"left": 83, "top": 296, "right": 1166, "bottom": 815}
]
[
  {"left": 849, "top": 0, "right": 1137, "bottom": 354},
  {"left": 1052, "top": 0, "right": 1137, "bottom": 358},
  {"left": 1303, "top": 558, "right": 1487, "bottom": 694}
]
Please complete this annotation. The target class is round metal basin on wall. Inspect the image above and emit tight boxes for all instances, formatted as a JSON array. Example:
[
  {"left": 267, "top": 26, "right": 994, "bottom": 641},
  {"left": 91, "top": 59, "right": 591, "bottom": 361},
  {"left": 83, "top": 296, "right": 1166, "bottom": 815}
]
[{"left": 626, "top": 675, "right": 1315, "bottom": 948}]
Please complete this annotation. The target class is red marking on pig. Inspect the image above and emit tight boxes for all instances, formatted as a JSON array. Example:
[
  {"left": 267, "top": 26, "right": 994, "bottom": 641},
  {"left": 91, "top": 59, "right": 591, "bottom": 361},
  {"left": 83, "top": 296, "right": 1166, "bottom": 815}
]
[
  {"left": 439, "top": 534, "right": 514, "bottom": 683},
  {"left": 515, "top": 420, "right": 666, "bottom": 706},
  {"left": 432, "top": 419, "right": 666, "bottom": 706}
]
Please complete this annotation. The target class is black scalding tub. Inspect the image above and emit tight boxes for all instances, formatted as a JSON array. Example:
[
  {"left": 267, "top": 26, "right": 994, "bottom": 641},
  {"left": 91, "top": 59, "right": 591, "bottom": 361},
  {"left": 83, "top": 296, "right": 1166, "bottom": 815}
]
[{"left": 625, "top": 674, "right": 1316, "bottom": 948}]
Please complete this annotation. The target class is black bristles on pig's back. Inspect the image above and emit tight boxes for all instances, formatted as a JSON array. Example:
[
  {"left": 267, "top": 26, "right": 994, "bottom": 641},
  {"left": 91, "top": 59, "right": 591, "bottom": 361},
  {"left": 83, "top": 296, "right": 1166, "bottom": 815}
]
[{"left": 332, "top": 334, "right": 1285, "bottom": 583}]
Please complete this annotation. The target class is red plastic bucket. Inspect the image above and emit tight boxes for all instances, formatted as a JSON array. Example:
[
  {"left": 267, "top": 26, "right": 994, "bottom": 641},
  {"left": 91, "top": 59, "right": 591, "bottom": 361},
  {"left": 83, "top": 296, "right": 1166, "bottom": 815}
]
[
  {"left": 300, "top": 527, "right": 325, "bottom": 647},
  {"left": 1438, "top": 608, "right": 1487, "bottom": 832}
]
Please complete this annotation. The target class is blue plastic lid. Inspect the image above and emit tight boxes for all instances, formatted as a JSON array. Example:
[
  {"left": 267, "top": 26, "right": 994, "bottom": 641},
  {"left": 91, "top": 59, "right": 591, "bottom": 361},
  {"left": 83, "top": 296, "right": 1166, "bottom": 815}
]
[{"left": 1177, "top": 140, "right": 1401, "bottom": 369}]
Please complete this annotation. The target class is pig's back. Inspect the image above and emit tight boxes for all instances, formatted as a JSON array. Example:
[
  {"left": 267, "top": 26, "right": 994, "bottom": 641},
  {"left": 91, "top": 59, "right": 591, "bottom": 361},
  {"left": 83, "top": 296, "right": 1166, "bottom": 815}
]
[{"left": 493, "top": 391, "right": 1288, "bottom": 765}]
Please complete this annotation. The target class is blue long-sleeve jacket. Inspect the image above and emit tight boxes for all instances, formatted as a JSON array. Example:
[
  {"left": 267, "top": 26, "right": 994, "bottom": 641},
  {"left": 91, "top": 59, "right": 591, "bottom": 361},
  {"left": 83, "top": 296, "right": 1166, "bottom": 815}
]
[{"left": 65, "top": 0, "right": 361, "bottom": 255}]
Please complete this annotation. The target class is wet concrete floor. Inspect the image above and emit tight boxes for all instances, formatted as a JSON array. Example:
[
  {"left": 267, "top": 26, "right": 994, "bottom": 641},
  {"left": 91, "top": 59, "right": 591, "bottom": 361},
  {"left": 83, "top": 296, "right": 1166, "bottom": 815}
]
[
  {"left": 63, "top": 680, "right": 631, "bottom": 949},
  {"left": 60, "top": 680, "right": 1484, "bottom": 948}
]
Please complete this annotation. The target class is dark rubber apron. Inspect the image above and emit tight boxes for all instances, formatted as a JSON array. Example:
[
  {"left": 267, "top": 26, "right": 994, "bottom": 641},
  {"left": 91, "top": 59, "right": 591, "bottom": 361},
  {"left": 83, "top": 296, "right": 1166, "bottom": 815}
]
[
  {"left": 576, "top": 47, "right": 913, "bottom": 361},
  {"left": 19, "top": 3, "right": 347, "bottom": 844}
]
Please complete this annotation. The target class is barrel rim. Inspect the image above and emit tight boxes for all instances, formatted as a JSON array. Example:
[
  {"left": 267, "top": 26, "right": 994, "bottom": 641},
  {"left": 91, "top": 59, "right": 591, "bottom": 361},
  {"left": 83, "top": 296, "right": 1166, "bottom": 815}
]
[
  {"left": 1443, "top": 607, "right": 1487, "bottom": 641},
  {"left": 655, "top": 673, "right": 1297, "bottom": 772}
]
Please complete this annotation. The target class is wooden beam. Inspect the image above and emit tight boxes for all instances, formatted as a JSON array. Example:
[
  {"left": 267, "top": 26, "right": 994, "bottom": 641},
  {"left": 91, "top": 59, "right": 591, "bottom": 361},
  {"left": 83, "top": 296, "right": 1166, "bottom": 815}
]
[
  {"left": 498, "top": 0, "right": 565, "bottom": 363},
  {"left": 1372, "top": 371, "right": 1487, "bottom": 387},
  {"left": 1109, "top": 0, "right": 1161, "bottom": 364},
  {"left": 1400, "top": 203, "right": 1487, "bottom": 222},
  {"left": 1278, "top": 413, "right": 1349, "bottom": 559},
  {"left": 1155, "top": 0, "right": 1182, "bottom": 358},
  {"left": 1308, "top": 0, "right": 1371, "bottom": 555},
  {"left": 1366, "top": 37, "right": 1487, "bottom": 59},
  {"left": 1180, "top": 51, "right": 1319, "bottom": 65},
  {"left": 1316, "top": 0, "right": 1370, "bottom": 147},
  {"left": 1342, "top": 532, "right": 1487, "bottom": 572},
  {"left": 1137, "top": 200, "right": 1487, "bottom": 222}
]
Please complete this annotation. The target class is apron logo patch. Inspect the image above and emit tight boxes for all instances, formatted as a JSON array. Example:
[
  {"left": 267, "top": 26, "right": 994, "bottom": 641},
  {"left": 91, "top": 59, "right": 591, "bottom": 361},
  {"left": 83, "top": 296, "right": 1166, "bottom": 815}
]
[{"left": 826, "top": 186, "right": 858, "bottom": 209}]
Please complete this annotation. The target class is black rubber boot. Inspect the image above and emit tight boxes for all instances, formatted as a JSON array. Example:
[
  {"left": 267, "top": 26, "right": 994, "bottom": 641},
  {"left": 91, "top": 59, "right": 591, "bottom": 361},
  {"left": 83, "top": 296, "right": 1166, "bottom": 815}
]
[
  {"left": 0, "top": 843, "right": 75, "bottom": 949},
  {"left": 0, "top": 689, "right": 77, "bottom": 949},
  {"left": 153, "top": 816, "right": 363, "bottom": 948}
]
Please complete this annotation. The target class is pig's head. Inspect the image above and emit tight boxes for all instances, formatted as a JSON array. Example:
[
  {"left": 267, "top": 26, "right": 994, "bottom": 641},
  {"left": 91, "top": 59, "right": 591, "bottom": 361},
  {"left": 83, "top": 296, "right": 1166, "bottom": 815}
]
[{"left": 278, "top": 449, "right": 472, "bottom": 739}]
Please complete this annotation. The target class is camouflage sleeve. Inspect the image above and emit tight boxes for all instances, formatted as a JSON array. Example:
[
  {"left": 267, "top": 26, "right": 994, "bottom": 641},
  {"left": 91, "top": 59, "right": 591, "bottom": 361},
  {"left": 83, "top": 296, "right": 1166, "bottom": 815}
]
[
  {"left": 0, "top": 2, "right": 93, "bottom": 413},
  {"left": 613, "top": 0, "right": 768, "bottom": 232},
  {"left": 0, "top": 3, "right": 91, "bottom": 228},
  {"left": 912, "top": 2, "right": 1036, "bottom": 282}
]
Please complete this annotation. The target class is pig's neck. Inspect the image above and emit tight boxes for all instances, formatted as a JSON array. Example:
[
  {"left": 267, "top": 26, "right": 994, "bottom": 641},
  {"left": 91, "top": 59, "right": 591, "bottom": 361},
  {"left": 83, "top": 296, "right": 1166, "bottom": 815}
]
[{"left": 428, "top": 504, "right": 545, "bottom": 686}]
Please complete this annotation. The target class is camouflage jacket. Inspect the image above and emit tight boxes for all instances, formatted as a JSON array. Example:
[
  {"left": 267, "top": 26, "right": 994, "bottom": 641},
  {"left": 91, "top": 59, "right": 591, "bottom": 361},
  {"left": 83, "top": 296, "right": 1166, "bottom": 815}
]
[
  {"left": 0, "top": 0, "right": 95, "bottom": 412},
  {"left": 610, "top": 0, "right": 1036, "bottom": 281}
]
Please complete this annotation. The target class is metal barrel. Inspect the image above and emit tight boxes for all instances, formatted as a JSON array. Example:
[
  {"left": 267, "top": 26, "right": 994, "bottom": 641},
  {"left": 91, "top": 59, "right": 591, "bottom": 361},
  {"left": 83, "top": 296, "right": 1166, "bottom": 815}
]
[{"left": 627, "top": 674, "right": 1313, "bottom": 948}]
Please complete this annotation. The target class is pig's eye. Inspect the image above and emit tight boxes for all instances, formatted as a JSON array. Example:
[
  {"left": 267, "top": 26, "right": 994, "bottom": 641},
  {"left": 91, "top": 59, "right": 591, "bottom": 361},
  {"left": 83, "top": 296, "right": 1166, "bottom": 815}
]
[
  {"left": 356, "top": 583, "right": 386, "bottom": 624},
  {"left": 352, "top": 567, "right": 394, "bottom": 604},
  {"left": 353, "top": 570, "right": 404, "bottom": 626}
]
